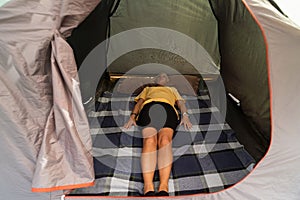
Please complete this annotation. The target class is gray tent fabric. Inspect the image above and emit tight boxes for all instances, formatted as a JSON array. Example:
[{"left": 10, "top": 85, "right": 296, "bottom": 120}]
[
  {"left": 31, "top": 30, "right": 94, "bottom": 192},
  {"left": 0, "top": 0, "right": 100, "bottom": 198}
]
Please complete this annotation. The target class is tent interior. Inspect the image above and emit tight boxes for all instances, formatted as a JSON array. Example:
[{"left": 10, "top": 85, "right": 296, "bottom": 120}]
[{"left": 65, "top": 0, "right": 275, "bottom": 197}]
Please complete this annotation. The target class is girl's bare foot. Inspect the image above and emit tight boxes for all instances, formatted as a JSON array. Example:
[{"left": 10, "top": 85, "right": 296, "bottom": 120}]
[
  {"left": 158, "top": 183, "right": 168, "bottom": 193},
  {"left": 143, "top": 183, "right": 155, "bottom": 194}
]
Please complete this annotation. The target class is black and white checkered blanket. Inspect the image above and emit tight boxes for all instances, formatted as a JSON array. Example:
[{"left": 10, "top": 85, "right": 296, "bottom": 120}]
[{"left": 71, "top": 91, "right": 255, "bottom": 196}]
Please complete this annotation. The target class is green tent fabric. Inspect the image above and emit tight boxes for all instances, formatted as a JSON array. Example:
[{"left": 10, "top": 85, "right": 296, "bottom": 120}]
[{"left": 210, "top": 0, "right": 270, "bottom": 158}]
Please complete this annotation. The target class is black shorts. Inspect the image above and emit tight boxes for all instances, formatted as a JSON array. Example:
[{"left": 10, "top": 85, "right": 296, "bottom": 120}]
[{"left": 136, "top": 102, "right": 179, "bottom": 131}]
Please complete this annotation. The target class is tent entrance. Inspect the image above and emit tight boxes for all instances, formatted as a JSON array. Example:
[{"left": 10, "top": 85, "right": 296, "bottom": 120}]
[{"left": 66, "top": 0, "right": 271, "bottom": 197}]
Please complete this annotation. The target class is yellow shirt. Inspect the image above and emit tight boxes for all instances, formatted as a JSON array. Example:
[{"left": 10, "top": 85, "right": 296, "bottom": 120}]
[{"left": 134, "top": 86, "right": 184, "bottom": 118}]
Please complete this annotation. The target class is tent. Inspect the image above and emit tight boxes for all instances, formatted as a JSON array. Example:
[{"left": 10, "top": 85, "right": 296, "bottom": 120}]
[{"left": 0, "top": 0, "right": 299, "bottom": 199}]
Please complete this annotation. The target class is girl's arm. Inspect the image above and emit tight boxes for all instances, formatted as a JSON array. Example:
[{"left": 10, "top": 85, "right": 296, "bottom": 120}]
[
  {"left": 123, "top": 98, "right": 145, "bottom": 129},
  {"left": 176, "top": 100, "right": 192, "bottom": 130}
]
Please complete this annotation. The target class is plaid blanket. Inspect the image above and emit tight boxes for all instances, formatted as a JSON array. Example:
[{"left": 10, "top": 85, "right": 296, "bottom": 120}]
[{"left": 71, "top": 91, "right": 255, "bottom": 196}]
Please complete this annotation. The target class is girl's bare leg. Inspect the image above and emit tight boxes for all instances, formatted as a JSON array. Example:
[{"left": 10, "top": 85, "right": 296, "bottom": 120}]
[
  {"left": 157, "top": 127, "right": 174, "bottom": 192},
  {"left": 141, "top": 127, "right": 158, "bottom": 194}
]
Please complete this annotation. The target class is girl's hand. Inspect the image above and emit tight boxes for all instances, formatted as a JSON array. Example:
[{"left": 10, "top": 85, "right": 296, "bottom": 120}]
[
  {"left": 180, "top": 115, "right": 192, "bottom": 130},
  {"left": 123, "top": 116, "right": 137, "bottom": 129}
]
